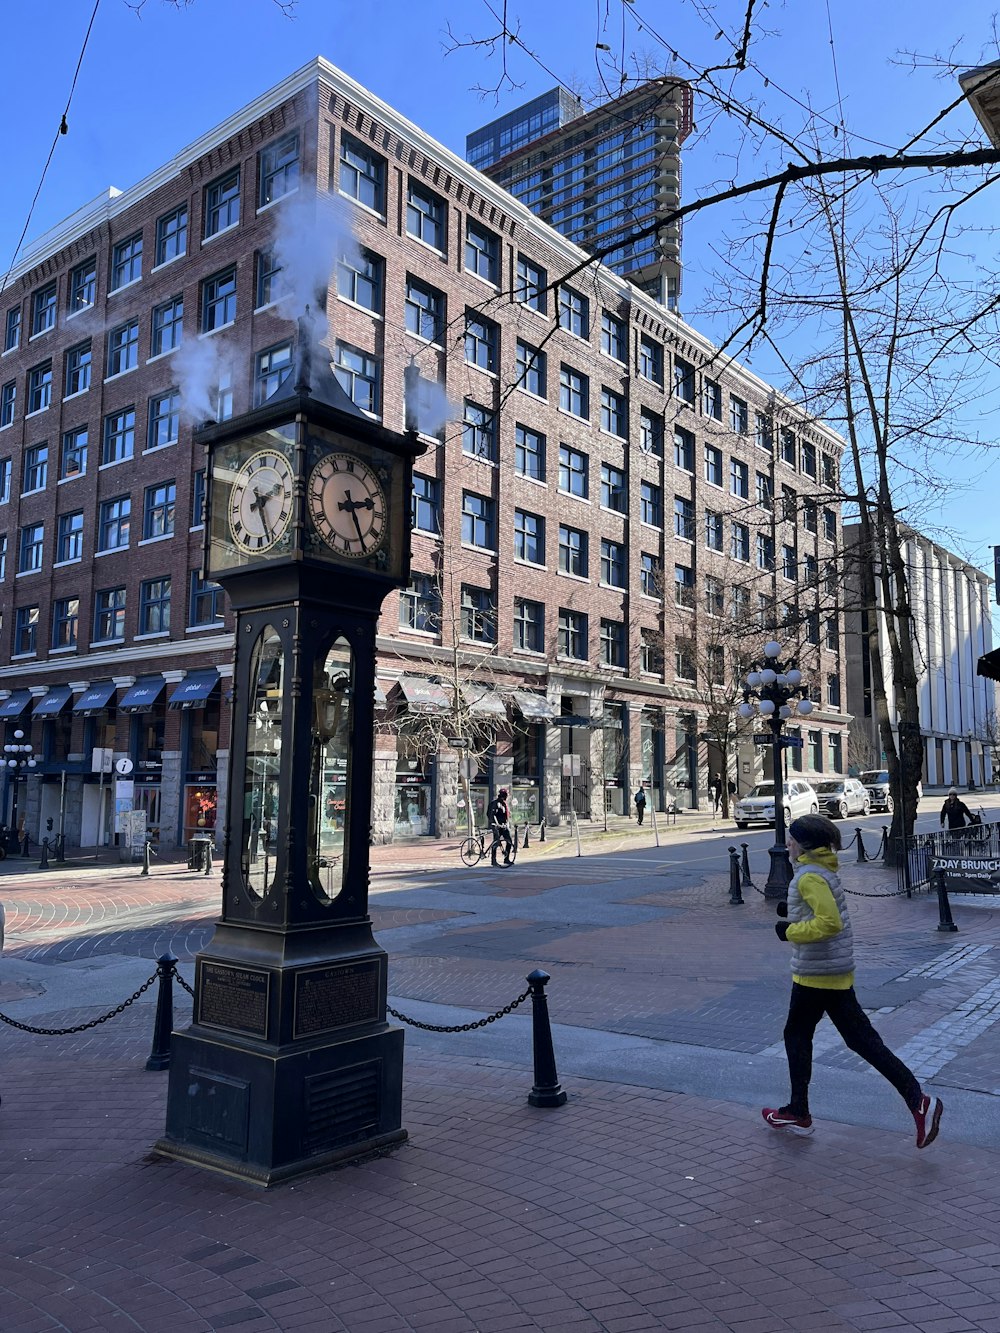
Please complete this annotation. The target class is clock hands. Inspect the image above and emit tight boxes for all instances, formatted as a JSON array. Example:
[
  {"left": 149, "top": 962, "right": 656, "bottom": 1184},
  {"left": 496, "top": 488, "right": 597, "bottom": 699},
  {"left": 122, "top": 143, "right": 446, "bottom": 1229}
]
[{"left": 338, "top": 489, "right": 375, "bottom": 546}]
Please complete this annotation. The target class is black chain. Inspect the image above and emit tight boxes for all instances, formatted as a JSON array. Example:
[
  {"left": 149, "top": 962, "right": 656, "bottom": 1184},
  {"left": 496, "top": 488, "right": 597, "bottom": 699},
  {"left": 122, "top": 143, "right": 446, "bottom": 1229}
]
[
  {"left": 387, "top": 987, "right": 531, "bottom": 1032},
  {"left": 175, "top": 970, "right": 195, "bottom": 998},
  {"left": 0, "top": 972, "right": 159, "bottom": 1036}
]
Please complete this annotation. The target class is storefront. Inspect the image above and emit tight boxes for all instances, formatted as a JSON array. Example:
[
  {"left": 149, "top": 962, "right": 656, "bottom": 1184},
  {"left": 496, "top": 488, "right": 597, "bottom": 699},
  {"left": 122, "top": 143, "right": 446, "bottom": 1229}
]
[
  {"left": 512, "top": 690, "right": 556, "bottom": 823},
  {"left": 602, "top": 702, "right": 627, "bottom": 815},
  {"left": 123, "top": 676, "right": 167, "bottom": 841},
  {"left": 391, "top": 676, "right": 450, "bottom": 837},
  {"left": 171, "top": 669, "right": 222, "bottom": 845},
  {"left": 641, "top": 706, "right": 666, "bottom": 809}
]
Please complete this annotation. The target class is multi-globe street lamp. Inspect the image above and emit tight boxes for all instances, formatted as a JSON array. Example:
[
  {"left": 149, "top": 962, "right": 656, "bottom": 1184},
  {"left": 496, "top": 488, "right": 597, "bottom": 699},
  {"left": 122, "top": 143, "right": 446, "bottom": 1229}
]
[
  {"left": 4, "top": 728, "right": 37, "bottom": 854},
  {"left": 737, "top": 640, "right": 814, "bottom": 899}
]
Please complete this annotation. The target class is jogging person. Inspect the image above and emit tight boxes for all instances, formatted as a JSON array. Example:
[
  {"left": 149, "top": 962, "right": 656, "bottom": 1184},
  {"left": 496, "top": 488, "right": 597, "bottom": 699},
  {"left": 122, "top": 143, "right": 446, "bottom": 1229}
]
[
  {"left": 487, "top": 787, "right": 513, "bottom": 867},
  {"left": 762, "top": 813, "right": 942, "bottom": 1148}
]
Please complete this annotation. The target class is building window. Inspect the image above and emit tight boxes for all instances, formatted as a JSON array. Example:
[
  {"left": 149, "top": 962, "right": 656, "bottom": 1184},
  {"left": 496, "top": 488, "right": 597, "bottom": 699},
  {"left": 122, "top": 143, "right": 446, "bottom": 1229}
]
[
  {"left": 56, "top": 510, "right": 83, "bottom": 562},
  {"left": 600, "top": 387, "right": 626, "bottom": 438},
  {"left": 336, "top": 248, "right": 382, "bottom": 314},
  {"left": 254, "top": 248, "right": 282, "bottom": 309},
  {"left": 828, "top": 674, "right": 841, "bottom": 709},
  {"left": 462, "top": 400, "right": 496, "bottom": 461},
  {"left": 465, "top": 313, "right": 498, "bottom": 372},
  {"left": 111, "top": 234, "right": 142, "bottom": 289},
  {"left": 151, "top": 297, "right": 183, "bottom": 356},
  {"left": 640, "top": 629, "right": 663, "bottom": 676},
  {"left": 461, "top": 491, "right": 495, "bottom": 549},
  {"left": 801, "top": 440, "right": 818, "bottom": 478},
  {"left": 515, "top": 255, "right": 547, "bottom": 313},
  {"left": 705, "top": 574, "right": 725, "bottom": 616},
  {"left": 60, "top": 427, "right": 87, "bottom": 479},
  {"left": 339, "top": 135, "right": 386, "bottom": 212},
  {"left": 756, "top": 533, "right": 774, "bottom": 570},
  {"left": 809, "top": 730, "right": 823, "bottom": 771},
  {"left": 189, "top": 570, "right": 223, "bottom": 627},
  {"left": 825, "top": 616, "right": 838, "bottom": 651},
  {"left": 27, "top": 362, "right": 52, "bottom": 414},
  {"left": 668, "top": 493, "right": 691, "bottom": 539},
  {"left": 411, "top": 474, "right": 440, "bottom": 534},
  {"left": 731, "top": 521, "right": 750, "bottom": 561},
  {"left": 333, "top": 342, "right": 379, "bottom": 414},
  {"left": 51, "top": 596, "right": 79, "bottom": 649},
  {"left": 730, "top": 395, "right": 748, "bottom": 435},
  {"left": 102, "top": 408, "right": 135, "bottom": 464},
  {"left": 638, "top": 336, "right": 663, "bottom": 385},
  {"left": 558, "top": 286, "right": 588, "bottom": 338},
  {"left": 674, "top": 356, "right": 695, "bottom": 403},
  {"left": 514, "top": 598, "right": 544, "bottom": 652},
  {"left": 730, "top": 458, "right": 749, "bottom": 498},
  {"left": 822, "top": 453, "right": 837, "bottom": 488},
  {"left": 143, "top": 481, "right": 176, "bottom": 540},
  {"left": 600, "top": 462, "right": 626, "bottom": 512},
  {"left": 139, "top": 577, "right": 171, "bottom": 635},
  {"left": 755, "top": 411, "right": 773, "bottom": 452},
  {"left": 805, "top": 610, "right": 820, "bottom": 645},
  {"left": 155, "top": 205, "right": 188, "bottom": 266},
  {"left": 601, "top": 311, "right": 626, "bottom": 361},
  {"left": 399, "top": 574, "right": 440, "bottom": 633},
  {"left": 147, "top": 389, "right": 180, "bottom": 449},
  {"left": 404, "top": 277, "right": 445, "bottom": 343},
  {"left": 191, "top": 470, "right": 206, "bottom": 528},
  {"left": 782, "top": 544, "right": 797, "bottom": 580},
  {"left": 259, "top": 130, "right": 299, "bottom": 206},
  {"left": 600, "top": 537, "right": 626, "bottom": 588},
  {"left": 0, "top": 381, "right": 14, "bottom": 428},
  {"left": 803, "top": 498, "right": 818, "bottom": 533},
  {"left": 781, "top": 484, "right": 796, "bottom": 522},
  {"left": 22, "top": 442, "right": 47, "bottom": 493},
  {"left": 558, "top": 524, "right": 587, "bottom": 577},
  {"left": 705, "top": 510, "right": 723, "bottom": 551},
  {"left": 32, "top": 281, "right": 57, "bottom": 335},
  {"left": 461, "top": 584, "right": 496, "bottom": 642},
  {"left": 514, "top": 509, "right": 544, "bottom": 564},
  {"left": 18, "top": 522, "right": 44, "bottom": 572},
  {"left": 703, "top": 379, "right": 722, "bottom": 419},
  {"left": 69, "top": 258, "right": 96, "bottom": 312},
  {"left": 704, "top": 443, "right": 723, "bottom": 486},
  {"left": 406, "top": 180, "right": 446, "bottom": 249},
  {"left": 106, "top": 320, "right": 139, "bottom": 377},
  {"left": 558, "top": 444, "right": 588, "bottom": 497},
  {"left": 94, "top": 587, "right": 126, "bottom": 642},
  {"left": 465, "top": 221, "right": 499, "bottom": 283},
  {"left": 675, "top": 638, "right": 696, "bottom": 681},
  {"left": 642, "top": 482, "right": 666, "bottom": 527},
  {"left": 707, "top": 644, "right": 726, "bottom": 685},
  {"left": 780, "top": 428, "right": 797, "bottom": 467},
  {"left": 558, "top": 608, "right": 587, "bottom": 660},
  {"left": 515, "top": 424, "right": 545, "bottom": 480},
  {"left": 639, "top": 408, "right": 663, "bottom": 457},
  {"left": 98, "top": 496, "right": 130, "bottom": 551},
  {"left": 254, "top": 341, "right": 293, "bottom": 406},
  {"left": 640, "top": 552, "right": 661, "bottom": 597},
  {"left": 213, "top": 371, "right": 234, "bottom": 422},
  {"left": 5, "top": 307, "right": 21, "bottom": 352},
  {"left": 756, "top": 472, "right": 773, "bottom": 509},
  {"left": 600, "top": 619, "right": 626, "bottom": 667},
  {"left": 674, "top": 426, "right": 695, "bottom": 472},
  {"left": 516, "top": 340, "right": 546, "bottom": 396},
  {"left": 63, "top": 340, "right": 92, "bottom": 397},
  {"left": 559, "top": 365, "right": 588, "bottom": 418},
  {"left": 14, "top": 605, "right": 38, "bottom": 655},
  {"left": 202, "top": 267, "right": 237, "bottom": 332},
  {"left": 204, "top": 170, "right": 240, "bottom": 237},
  {"left": 675, "top": 564, "right": 695, "bottom": 608},
  {"left": 803, "top": 553, "right": 818, "bottom": 584},
  {"left": 823, "top": 507, "right": 837, "bottom": 541}
]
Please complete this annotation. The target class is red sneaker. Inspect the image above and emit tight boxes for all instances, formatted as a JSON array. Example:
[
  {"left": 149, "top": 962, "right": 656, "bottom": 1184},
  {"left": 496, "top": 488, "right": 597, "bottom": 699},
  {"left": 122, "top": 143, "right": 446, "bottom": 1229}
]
[
  {"left": 913, "top": 1094, "right": 943, "bottom": 1149},
  {"left": 762, "top": 1106, "right": 813, "bottom": 1134}
]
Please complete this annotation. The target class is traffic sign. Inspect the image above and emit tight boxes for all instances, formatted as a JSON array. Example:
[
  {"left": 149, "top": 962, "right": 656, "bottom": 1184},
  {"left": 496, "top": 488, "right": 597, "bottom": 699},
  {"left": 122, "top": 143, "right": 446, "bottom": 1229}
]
[
  {"left": 446, "top": 736, "right": 470, "bottom": 748},
  {"left": 753, "top": 732, "right": 774, "bottom": 745},
  {"left": 782, "top": 736, "right": 804, "bottom": 749}
]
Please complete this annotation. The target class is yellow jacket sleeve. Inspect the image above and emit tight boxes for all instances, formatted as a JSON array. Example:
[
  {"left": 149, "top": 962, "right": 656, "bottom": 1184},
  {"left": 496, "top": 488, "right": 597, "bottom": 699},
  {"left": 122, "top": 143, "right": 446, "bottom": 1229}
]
[{"left": 786, "top": 871, "right": 843, "bottom": 943}]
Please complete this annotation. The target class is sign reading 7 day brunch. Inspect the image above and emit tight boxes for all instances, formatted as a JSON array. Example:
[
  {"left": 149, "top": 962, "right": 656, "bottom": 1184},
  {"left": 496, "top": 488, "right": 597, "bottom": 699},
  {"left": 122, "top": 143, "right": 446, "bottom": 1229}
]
[{"left": 930, "top": 854, "right": 1000, "bottom": 894}]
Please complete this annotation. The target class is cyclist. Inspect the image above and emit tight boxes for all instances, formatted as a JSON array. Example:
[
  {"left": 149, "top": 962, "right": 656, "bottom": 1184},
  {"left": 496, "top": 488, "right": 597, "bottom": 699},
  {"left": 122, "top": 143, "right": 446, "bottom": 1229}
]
[{"left": 487, "top": 787, "right": 513, "bottom": 867}]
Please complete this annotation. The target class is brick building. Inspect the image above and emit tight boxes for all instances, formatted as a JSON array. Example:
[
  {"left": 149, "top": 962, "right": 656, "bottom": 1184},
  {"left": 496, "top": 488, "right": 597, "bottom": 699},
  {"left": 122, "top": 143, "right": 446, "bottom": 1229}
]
[{"left": 0, "top": 57, "right": 848, "bottom": 848}]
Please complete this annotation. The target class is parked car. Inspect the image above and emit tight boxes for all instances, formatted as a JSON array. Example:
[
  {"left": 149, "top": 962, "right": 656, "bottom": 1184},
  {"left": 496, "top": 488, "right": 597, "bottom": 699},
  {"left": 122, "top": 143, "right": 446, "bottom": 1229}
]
[
  {"left": 858, "top": 770, "right": 922, "bottom": 813},
  {"left": 813, "top": 777, "right": 870, "bottom": 819},
  {"left": 733, "top": 779, "right": 818, "bottom": 829}
]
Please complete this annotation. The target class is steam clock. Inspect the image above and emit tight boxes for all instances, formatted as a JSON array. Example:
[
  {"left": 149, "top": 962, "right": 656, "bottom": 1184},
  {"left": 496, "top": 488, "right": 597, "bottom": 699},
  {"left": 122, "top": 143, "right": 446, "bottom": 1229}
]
[{"left": 157, "top": 344, "right": 425, "bottom": 1184}]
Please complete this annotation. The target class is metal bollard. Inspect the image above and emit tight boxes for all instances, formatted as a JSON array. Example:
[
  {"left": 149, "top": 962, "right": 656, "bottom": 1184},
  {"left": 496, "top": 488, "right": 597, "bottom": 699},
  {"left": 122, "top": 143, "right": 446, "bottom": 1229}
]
[
  {"left": 38, "top": 837, "right": 49, "bottom": 870},
  {"left": 728, "top": 845, "right": 744, "bottom": 905},
  {"left": 21, "top": 833, "right": 30, "bottom": 859},
  {"left": 522, "top": 823, "right": 530, "bottom": 849},
  {"left": 204, "top": 841, "right": 213, "bottom": 875},
  {"left": 146, "top": 952, "right": 177, "bottom": 1070},
  {"left": 879, "top": 827, "right": 889, "bottom": 860},
  {"left": 856, "top": 829, "right": 868, "bottom": 863},
  {"left": 54, "top": 833, "right": 65, "bottom": 863},
  {"left": 526, "top": 969, "right": 567, "bottom": 1107},
  {"left": 740, "top": 842, "right": 755, "bottom": 892},
  {"left": 140, "top": 839, "right": 152, "bottom": 876},
  {"left": 934, "top": 869, "right": 958, "bottom": 933},
  {"left": 539, "top": 821, "right": 546, "bottom": 842}
]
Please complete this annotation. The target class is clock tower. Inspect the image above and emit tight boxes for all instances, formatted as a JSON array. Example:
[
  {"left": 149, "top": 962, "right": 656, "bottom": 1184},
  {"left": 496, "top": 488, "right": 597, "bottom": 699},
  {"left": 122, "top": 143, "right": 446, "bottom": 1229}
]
[{"left": 156, "top": 336, "right": 425, "bottom": 1185}]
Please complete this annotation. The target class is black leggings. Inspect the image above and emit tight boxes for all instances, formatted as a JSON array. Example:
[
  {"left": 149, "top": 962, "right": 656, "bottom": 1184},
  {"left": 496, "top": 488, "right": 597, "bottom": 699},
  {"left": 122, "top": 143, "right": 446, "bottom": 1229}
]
[{"left": 783, "top": 982, "right": 922, "bottom": 1117}]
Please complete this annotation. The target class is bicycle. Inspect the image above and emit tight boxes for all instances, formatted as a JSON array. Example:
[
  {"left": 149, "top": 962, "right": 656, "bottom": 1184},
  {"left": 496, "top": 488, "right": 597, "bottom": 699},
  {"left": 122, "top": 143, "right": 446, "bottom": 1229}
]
[{"left": 459, "top": 824, "right": 518, "bottom": 867}]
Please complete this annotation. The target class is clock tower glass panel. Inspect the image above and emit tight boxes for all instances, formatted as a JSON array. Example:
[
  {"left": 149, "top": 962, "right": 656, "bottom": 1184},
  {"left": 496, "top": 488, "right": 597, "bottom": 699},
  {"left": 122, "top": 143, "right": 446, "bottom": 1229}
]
[
  {"left": 242, "top": 626, "right": 283, "bottom": 899},
  {"left": 310, "top": 637, "right": 353, "bottom": 903}
]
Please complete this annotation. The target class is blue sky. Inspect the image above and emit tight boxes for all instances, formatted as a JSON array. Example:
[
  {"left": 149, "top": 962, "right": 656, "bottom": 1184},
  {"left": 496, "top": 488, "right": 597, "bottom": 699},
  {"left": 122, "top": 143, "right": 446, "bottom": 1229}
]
[{"left": 3, "top": 0, "right": 998, "bottom": 598}]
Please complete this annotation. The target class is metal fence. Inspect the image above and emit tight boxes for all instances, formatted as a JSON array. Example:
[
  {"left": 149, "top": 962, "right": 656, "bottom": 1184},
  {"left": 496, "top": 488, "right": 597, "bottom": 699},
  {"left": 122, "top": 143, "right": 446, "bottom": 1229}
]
[{"left": 897, "top": 819, "right": 1000, "bottom": 893}]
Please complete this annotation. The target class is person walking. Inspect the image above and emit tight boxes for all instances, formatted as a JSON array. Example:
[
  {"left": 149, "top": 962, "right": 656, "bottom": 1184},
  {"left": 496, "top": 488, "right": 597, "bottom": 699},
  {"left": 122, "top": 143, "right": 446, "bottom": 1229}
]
[
  {"left": 633, "top": 785, "right": 647, "bottom": 826},
  {"left": 762, "top": 813, "right": 942, "bottom": 1148},
  {"left": 940, "top": 787, "right": 974, "bottom": 830},
  {"left": 486, "top": 787, "right": 513, "bottom": 867},
  {"left": 708, "top": 773, "right": 722, "bottom": 814}
]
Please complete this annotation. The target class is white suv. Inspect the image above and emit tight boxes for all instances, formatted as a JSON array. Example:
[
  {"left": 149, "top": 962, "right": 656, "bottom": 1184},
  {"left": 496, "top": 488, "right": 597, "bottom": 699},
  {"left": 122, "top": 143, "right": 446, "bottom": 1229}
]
[{"left": 734, "top": 779, "right": 818, "bottom": 829}]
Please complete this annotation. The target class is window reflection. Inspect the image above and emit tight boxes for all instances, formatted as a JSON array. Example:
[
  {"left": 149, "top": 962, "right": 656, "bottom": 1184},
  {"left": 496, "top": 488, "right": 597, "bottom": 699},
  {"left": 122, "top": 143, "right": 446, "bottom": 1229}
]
[
  {"left": 310, "top": 637, "right": 352, "bottom": 901},
  {"left": 243, "top": 626, "right": 283, "bottom": 898}
]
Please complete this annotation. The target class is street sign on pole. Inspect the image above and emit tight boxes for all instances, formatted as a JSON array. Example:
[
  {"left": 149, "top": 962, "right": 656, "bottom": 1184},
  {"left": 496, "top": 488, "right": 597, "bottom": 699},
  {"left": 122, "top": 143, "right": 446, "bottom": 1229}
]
[
  {"left": 753, "top": 733, "right": 774, "bottom": 745},
  {"left": 552, "top": 715, "right": 593, "bottom": 728},
  {"left": 782, "top": 736, "right": 804, "bottom": 749},
  {"left": 446, "top": 736, "right": 470, "bottom": 749},
  {"left": 458, "top": 757, "right": 476, "bottom": 781}
]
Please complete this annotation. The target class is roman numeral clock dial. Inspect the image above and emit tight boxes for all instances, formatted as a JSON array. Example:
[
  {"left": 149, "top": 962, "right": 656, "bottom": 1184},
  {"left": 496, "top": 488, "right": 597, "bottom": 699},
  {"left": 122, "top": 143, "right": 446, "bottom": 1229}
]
[
  {"left": 228, "top": 450, "right": 294, "bottom": 555},
  {"left": 308, "top": 452, "right": 387, "bottom": 560}
]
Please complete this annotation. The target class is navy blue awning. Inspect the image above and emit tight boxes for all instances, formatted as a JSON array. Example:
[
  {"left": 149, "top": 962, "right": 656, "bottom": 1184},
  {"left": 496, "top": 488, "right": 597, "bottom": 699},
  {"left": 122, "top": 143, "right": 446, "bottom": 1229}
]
[
  {"left": 119, "top": 676, "right": 166, "bottom": 714},
  {"left": 33, "top": 685, "right": 73, "bottom": 717},
  {"left": 168, "top": 668, "right": 220, "bottom": 710},
  {"left": 73, "top": 681, "right": 116, "bottom": 715},
  {"left": 0, "top": 690, "right": 32, "bottom": 719}
]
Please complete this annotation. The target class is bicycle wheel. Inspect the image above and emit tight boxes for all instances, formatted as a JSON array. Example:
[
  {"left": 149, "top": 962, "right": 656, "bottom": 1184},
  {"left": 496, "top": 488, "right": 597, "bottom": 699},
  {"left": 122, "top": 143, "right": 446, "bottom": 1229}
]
[
  {"left": 506, "top": 828, "right": 518, "bottom": 863},
  {"left": 459, "top": 836, "right": 483, "bottom": 867}
]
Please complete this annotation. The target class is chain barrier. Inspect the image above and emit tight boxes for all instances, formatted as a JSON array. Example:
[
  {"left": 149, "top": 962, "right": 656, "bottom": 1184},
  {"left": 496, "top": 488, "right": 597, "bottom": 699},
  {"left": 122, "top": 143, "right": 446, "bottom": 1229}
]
[
  {"left": 0, "top": 972, "right": 159, "bottom": 1036},
  {"left": 387, "top": 986, "right": 530, "bottom": 1033},
  {"left": 174, "top": 970, "right": 195, "bottom": 998}
]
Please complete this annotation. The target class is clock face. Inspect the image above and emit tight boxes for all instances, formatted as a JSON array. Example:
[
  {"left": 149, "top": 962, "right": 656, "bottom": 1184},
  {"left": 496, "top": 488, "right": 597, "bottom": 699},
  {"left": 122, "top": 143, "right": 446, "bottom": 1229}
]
[
  {"left": 228, "top": 450, "right": 295, "bottom": 555},
  {"left": 307, "top": 452, "right": 387, "bottom": 559}
]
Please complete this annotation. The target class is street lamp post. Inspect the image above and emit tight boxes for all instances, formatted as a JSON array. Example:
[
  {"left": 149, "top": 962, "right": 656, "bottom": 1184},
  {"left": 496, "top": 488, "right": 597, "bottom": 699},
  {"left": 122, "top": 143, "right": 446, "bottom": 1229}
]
[
  {"left": 967, "top": 731, "right": 977, "bottom": 792},
  {"left": 4, "top": 728, "right": 37, "bottom": 854},
  {"left": 738, "top": 640, "right": 814, "bottom": 900}
]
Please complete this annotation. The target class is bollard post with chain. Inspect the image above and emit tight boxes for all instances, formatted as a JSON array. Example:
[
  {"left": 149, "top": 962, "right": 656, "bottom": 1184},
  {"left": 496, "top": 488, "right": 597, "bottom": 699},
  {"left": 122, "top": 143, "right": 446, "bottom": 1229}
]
[
  {"left": 204, "top": 841, "right": 213, "bottom": 875},
  {"left": 728, "top": 845, "right": 744, "bottom": 905},
  {"left": 140, "top": 839, "right": 152, "bottom": 876},
  {"left": 522, "top": 823, "right": 530, "bottom": 850},
  {"left": 539, "top": 821, "right": 545, "bottom": 842},
  {"left": 38, "top": 837, "right": 50, "bottom": 870},
  {"left": 54, "top": 833, "right": 65, "bottom": 863},
  {"left": 856, "top": 828, "right": 868, "bottom": 863},
  {"left": 740, "top": 842, "right": 755, "bottom": 893},
  {"left": 934, "top": 868, "right": 958, "bottom": 934},
  {"left": 526, "top": 969, "right": 567, "bottom": 1107},
  {"left": 146, "top": 953, "right": 177, "bottom": 1070}
]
